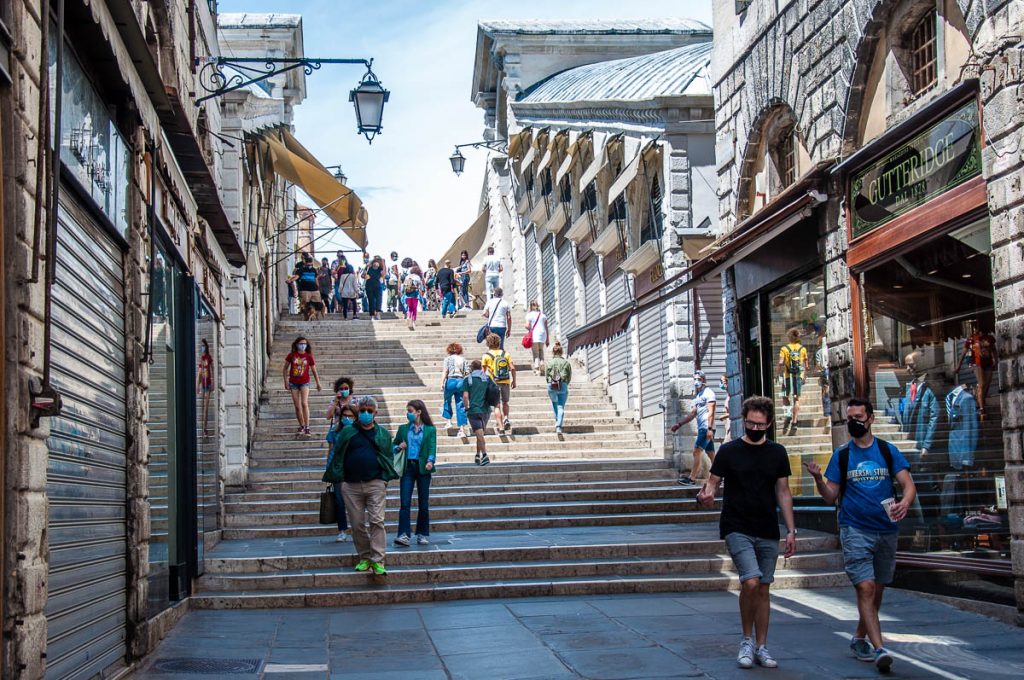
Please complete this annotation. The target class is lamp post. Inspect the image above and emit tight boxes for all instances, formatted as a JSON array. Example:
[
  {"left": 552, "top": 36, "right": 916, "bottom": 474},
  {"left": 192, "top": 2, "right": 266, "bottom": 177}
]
[
  {"left": 448, "top": 140, "right": 507, "bottom": 176},
  {"left": 195, "top": 57, "right": 390, "bottom": 144},
  {"left": 324, "top": 165, "right": 348, "bottom": 184}
]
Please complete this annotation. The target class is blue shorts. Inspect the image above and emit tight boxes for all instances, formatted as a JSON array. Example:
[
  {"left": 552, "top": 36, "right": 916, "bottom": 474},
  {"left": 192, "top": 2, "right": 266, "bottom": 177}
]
[
  {"left": 784, "top": 374, "right": 802, "bottom": 397},
  {"left": 288, "top": 382, "right": 310, "bottom": 391},
  {"left": 695, "top": 428, "right": 715, "bottom": 453},
  {"left": 725, "top": 532, "right": 780, "bottom": 585},
  {"left": 840, "top": 525, "right": 898, "bottom": 586}
]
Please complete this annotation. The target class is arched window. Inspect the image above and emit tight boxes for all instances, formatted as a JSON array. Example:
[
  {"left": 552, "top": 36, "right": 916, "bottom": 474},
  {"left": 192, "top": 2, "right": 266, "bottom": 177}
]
[{"left": 742, "top": 107, "right": 806, "bottom": 217}]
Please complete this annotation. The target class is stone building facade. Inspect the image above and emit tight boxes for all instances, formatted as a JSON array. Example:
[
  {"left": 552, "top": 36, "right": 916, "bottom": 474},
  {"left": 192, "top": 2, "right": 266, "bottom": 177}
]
[
  {"left": 466, "top": 21, "right": 727, "bottom": 456},
  {"left": 710, "top": 0, "right": 1024, "bottom": 619},
  {"left": 0, "top": 1, "right": 263, "bottom": 677}
]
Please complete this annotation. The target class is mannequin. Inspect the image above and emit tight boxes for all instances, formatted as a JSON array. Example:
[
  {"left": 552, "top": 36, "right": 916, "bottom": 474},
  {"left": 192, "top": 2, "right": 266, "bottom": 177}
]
[
  {"left": 941, "top": 383, "right": 979, "bottom": 521},
  {"left": 900, "top": 351, "right": 938, "bottom": 469}
]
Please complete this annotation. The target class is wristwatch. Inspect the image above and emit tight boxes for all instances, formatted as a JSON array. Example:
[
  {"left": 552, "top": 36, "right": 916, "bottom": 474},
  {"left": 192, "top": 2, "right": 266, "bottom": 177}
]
[{"left": 787, "top": 529, "right": 797, "bottom": 536}]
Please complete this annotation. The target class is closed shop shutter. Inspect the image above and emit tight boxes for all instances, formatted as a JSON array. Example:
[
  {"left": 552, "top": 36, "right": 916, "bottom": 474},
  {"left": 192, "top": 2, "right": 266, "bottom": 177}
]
[
  {"left": 606, "top": 271, "right": 632, "bottom": 386},
  {"left": 45, "top": 197, "right": 127, "bottom": 680},
  {"left": 639, "top": 303, "right": 668, "bottom": 417},
  {"left": 583, "top": 257, "right": 605, "bottom": 377},
  {"left": 541, "top": 235, "right": 556, "bottom": 329},
  {"left": 524, "top": 226, "right": 538, "bottom": 306},
  {"left": 696, "top": 276, "right": 727, "bottom": 381},
  {"left": 556, "top": 240, "right": 577, "bottom": 335}
]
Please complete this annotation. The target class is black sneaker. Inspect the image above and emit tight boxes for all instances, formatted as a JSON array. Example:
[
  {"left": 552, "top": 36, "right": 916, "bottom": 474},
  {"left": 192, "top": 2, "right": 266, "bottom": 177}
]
[
  {"left": 479, "top": 453, "right": 490, "bottom": 466},
  {"left": 678, "top": 476, "right": 694, "bottom": 486}
]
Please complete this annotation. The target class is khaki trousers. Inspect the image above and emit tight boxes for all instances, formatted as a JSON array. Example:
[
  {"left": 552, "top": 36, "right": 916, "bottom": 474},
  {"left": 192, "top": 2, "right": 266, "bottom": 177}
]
[{"left": 341, "top": 479, "right": 388, "bottom": 564}]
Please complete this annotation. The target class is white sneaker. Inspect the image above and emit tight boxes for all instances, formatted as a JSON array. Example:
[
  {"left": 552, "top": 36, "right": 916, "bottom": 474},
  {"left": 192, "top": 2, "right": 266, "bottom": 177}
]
[
  {"left": 394, "top": 533, "right": 411, "bottom": 547},
  {"left": 755, "top": 646, "right": 777, "bottom": 668},
  {"left": 737, "top": 638, "right": 754, "bottom": 669},
  {"left": 457, "top": 426, "right": 467, "bottom": 438},
  {"left": 416, "top": 534, "right": 429, "bottom": 545},
  {"left": 335, "top": 532, "right": 349, "bottom": 543},
  {"left": 444, "top": 420, "right": 453, "bottom": 430}
]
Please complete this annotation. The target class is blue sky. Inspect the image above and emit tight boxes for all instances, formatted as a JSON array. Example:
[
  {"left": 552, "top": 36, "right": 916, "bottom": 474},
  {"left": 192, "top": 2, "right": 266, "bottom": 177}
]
[{"left": 218, "top": 0, "right": 714, "bottom": 264}]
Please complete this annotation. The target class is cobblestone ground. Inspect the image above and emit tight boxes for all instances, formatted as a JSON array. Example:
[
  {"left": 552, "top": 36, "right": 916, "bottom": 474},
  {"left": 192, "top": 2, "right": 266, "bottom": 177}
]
[{"left": 131, "top": 587, "right": 1024, "bottom": 679}]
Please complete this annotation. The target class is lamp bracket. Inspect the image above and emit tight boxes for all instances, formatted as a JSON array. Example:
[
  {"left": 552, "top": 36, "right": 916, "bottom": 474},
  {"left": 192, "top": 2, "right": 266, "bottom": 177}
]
[
  {"left": 454, "top": 140, "right": 508, "bottom": 154},
  {"left": 194, "top": 56, "right": 375, "bottom": 104}
]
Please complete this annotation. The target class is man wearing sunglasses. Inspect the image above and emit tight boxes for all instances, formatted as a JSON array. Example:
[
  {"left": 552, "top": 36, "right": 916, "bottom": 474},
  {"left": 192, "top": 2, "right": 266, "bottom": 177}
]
[
  {"left": 805, "top": 397, "right": 916, "bottom": 673},
  {"left": 697, "top": 396, "right": 795, "bottom": 670},
  {"left": 323, "top": 396, "right": 399, "bottom": 576}
]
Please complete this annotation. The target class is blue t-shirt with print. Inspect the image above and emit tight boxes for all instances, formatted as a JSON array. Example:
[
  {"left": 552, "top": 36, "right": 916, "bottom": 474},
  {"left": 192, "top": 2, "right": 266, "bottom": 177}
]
[{"left": 824, "top": 438, "right": 910, "bottom": 534}]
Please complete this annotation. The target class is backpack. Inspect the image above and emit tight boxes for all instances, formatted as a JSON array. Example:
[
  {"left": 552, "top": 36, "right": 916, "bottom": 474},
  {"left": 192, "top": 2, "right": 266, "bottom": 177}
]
[
  {"left": 785, "top": 344, "right": 804, "bottom": 374},
  {"left": 484, "top": 378, "right": 501, "bottom": 408},
  {"left": 837, "top": 437, "right": 898, "bottom": 505},
  {"left": 490, "top": 351, "right": 511, "bottom": 381}
]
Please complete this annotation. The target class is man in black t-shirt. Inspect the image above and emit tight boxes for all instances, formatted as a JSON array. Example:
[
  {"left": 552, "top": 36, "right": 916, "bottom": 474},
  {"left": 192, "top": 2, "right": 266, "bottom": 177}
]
[
  {"left": 697, "top": 395, "right": 796, "bottom": 670},
  {"left": 288, "top": 254, "right": 322, "bottom": 313},
  {"left": 436, "top": 259, "right": 456, "bottom": 318}
]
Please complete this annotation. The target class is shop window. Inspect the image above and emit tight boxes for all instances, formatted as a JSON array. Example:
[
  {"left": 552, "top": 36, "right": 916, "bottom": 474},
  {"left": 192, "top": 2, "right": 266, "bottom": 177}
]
[
  {"left": 767, "top": 275, "right": 828, "bottom": 497},
  {"left": 859, "top": 220, "right": 1010, "bottom": 598},
  {"left": 909, "top": 10, "right": 938, "bottom": 95},
  {"left": 194, "top": 295, "right": 219, "bottom": 566},
  {"left": 640, "top": 174, "right": 663, "bottom": 244}
]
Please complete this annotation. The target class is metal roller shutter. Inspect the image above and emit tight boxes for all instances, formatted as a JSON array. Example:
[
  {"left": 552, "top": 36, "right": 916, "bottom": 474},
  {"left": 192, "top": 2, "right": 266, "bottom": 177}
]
[
  {"left": 606, "top": 271, "right": 632, "bottom": 386},
  {"left": 696, "top": 276, "right": 727, "bottom": 381},
  {"left": 583, "top": 257, "right": 605, "bottom": 377},
  {"left": 556, "top": 240, "right": 577, "bottom": 336},
  {"left": 45, "top": 198, "right": 127, "bottom": 680},
  {"left": 524, "top": 227, "right": 538, "bottom": 306},
  {"left": 541, "top": 235, "right": 556, "bottom": 326},
  {"left": 639, "top": 303, "right": 668, "bottom": 417}
]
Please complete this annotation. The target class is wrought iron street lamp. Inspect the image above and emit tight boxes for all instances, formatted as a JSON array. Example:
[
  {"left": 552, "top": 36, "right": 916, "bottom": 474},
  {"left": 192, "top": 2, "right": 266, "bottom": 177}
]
[
  {"left": 325, "top": 165, "right": 348, "bottom": 184},
  {"left": 448, "top": 140, "right": 507, "bottom": 176},
  {"left": 195, "top": 57, "right": 389, "bottom": 144}
]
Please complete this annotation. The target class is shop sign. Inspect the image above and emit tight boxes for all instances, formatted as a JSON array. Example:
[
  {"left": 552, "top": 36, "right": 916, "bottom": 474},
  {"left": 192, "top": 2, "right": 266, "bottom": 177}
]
[
  {"left": 849, "top": 101, "right": 981, "bottom": 238},
  {"left": 633, "top": 261, "right": 665, "bottom": 299}
]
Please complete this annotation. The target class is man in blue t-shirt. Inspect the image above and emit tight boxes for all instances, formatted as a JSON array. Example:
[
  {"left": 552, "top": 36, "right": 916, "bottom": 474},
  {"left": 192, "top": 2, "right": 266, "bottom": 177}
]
[{"left": 805, "top": 398, "right": 917, "bottom": 674}]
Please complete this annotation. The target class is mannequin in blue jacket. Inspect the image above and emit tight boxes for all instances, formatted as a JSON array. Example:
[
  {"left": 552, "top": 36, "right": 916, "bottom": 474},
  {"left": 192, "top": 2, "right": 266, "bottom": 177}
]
[{"left": 899, "top": 351, "right": 938, "bottom": 469}]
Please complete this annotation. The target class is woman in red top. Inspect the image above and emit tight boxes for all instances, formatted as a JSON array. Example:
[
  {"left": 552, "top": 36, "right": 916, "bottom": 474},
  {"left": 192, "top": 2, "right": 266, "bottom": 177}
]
[
  {"left": 283, "top": 336, "right": 322, "bottom": 436},
  {"left": 196, "top": 339, "right": 214, "bottom": 437}
]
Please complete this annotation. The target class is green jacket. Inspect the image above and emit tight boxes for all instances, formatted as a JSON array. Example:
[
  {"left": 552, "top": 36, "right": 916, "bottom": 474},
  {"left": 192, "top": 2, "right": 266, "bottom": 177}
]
[
  {"left": 393, "top": 424, "right": 437, "bottom": 475},
  {"left": 545, "top": 356, "right": 572, "bottom": 385},
  {"left": 323, "top": 423, "right": 399, "bottom": 483}
]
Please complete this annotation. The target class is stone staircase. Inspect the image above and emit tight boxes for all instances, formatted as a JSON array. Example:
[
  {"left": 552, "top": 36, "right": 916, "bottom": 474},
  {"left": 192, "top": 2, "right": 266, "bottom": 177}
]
[{"left": 192, "top": 310, "right": 847, "bottom": 608}]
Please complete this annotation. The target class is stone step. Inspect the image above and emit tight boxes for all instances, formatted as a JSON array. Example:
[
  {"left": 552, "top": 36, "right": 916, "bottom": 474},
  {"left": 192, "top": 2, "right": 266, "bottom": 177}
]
[
  {"left": 198, "top": 551, "right": 844, "bottom": 592},
  {"left": 252, "top": 435, "right": 650, "bottom": 456},
  {"left": 220, "top": 509, "right": 713, "bottom": 539},
  {"left": 253, "top": 421, "right": 637, "bottom": 438},
  {"left": 224, "top": 485, "right": 694, "bottom": 513},
  {"left": 190, "top": 568, "right": 848, "bottom": 609},
  {"left": 224, "top": 497, "right": 702, "bottom": 527}
]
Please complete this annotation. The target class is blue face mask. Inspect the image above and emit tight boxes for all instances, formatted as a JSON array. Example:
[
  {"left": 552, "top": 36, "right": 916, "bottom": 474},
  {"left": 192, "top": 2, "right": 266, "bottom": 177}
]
[
  {"left": 358, "top": 411, "right": 374, "bottom": 426},
  {"left": 407, "top": 412, "right": 417, "bottom": 423},
  {"left": 339, "top": 389, "right": 350, "bottom": 398},
  {"left": 297, "top": 343, "right": 307, "bottom": 352},
  {"left": 340, "top": 417, "right": 354, "bottom": 427}
]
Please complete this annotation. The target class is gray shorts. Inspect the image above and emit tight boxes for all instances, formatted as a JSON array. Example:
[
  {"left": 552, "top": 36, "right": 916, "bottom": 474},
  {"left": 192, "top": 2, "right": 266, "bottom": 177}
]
[
  {"left": 840, "top": 525, "right": 898, "bottom": 586},
  {"left": 497, "top": 383, "right": 511, "bottom": 403},
  {"left": 725, "top": 532, "right": 780, "bottom": 585}
]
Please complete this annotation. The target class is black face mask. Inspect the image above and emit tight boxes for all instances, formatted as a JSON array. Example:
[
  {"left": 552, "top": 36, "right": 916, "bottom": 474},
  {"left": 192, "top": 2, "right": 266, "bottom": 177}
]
[
  {"left": 847, "top": 420, "right": 869, "bottom": 438},
  {"left": 745, "top": 428, "right": 767, "bottom": 442}
]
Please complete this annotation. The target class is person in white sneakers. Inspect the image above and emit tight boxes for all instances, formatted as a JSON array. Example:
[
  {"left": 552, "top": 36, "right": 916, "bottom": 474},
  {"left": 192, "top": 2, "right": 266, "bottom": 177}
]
[
  {"left": 523, "top": 301, "right": 550, "bottom": 375},
  {"left": 482, "top": 246, "right": 503, "bottom": 299},
  {"left": 671, "top": 370, "right": 718, "bottom": 485},
  {"left": 697, "top": 396, "right": 796, "bottom": 670},
  {"left": 804, "top": 397, "right": 917, "bottom": 673}
]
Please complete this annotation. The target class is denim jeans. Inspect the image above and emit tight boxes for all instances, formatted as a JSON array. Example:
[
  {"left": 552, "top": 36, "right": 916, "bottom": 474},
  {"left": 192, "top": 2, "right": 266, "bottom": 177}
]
[
  {"left": 486, "top": 274, "right": 500, "bottom": 298},
  {"left": 398, "top": 461, "right": 431, "bottom": 536},
  {"left": 547, "top": 382, "right": 568, "bottom": 427},
  {"left": 332, "top": 482, "right": 349, "bottom": 531},
  {"left": 441, "top": 290, "right": 456, "bottom": 317},
  {"left": 460, "top": 277, "right": 470, "bottom": 305},
  {"left": 442, "top": 378, "right": 468, "bottom": 426}
]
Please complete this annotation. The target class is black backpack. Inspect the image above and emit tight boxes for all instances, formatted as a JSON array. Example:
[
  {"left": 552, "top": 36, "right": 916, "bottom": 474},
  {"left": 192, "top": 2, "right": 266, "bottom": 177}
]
[
  {"left": 837, "top": 437, "right": 898, "bottom": 504},
  {"left": 484, "top": 378, "right": 502, "bottom": 408}
]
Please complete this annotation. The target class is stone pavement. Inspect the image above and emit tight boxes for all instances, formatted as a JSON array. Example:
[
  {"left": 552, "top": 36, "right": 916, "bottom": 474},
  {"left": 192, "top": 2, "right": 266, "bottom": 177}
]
[{"left": 131, "top": 588, "right": 1024, "bottom": 679}]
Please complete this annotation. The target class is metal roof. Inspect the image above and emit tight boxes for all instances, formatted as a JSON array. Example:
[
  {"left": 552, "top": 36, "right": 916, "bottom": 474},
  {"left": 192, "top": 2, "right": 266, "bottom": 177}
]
[
  {"left": 478, "top": 19, "right": 711, "bottom": 35},
  {"left": 518, "top": 42, "right": 712, "bottom": 104},
  {"left": 218, "top": 13, "right": 302, "bottom": 28}
]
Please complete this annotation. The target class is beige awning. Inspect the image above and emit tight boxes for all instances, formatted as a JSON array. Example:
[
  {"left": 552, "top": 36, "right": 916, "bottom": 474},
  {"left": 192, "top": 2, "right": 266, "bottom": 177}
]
[
  {"left": 578, "top": 142, "right": 606, "bottom": 192},
  {"left": 538, "top": 130, "right": 567, "bottom": 173},
  {"left": 607, "top": 141, "right": 657, "bottom": 206},
  {"left": 440, "top": 206, "right": 491, "bottom": 268},
  {"left": 507, "top": 127, "right": 532, "bottom": 159},
  {"left": 521, "top": 144, "right": 538, "bottom": 170},
  {"left": 260, "top": 133, "right": 368, "bottom": 248}
]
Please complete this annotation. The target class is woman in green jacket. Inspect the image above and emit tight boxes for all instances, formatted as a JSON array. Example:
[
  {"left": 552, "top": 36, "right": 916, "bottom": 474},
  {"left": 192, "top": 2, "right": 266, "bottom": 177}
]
[
  {"left": 323, "top": 396, "right": 398, "bottom": 575},
  {"left": 393, "top": 399, "right": 436, "bottom": 546},
  {"left": 545, "top": 342, "right": 572, "bottom": 435}
]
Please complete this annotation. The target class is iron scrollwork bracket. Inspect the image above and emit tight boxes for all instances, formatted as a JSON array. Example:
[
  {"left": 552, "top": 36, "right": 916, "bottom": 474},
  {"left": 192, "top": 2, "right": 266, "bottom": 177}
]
[{"left": 194, "top": 57, "right": 373, "bottom": 105}]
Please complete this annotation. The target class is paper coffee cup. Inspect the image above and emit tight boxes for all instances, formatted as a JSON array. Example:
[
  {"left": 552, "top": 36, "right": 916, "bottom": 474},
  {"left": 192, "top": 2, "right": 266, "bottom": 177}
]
[{"left": 880, "top": 497, "right": 897, "bottom": 521}]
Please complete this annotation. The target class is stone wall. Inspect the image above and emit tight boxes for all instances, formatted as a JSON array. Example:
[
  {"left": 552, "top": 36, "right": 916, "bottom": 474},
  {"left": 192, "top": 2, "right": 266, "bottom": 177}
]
[{"left": 712, "top": 0, "right": 1024, "bottom": 621}]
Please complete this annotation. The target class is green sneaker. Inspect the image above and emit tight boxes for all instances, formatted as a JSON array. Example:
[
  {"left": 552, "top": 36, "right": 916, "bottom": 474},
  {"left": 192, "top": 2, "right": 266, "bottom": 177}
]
[
  {"left": 354, "top": 559, "right": 371, "bottom": 572},
  {"left": 370, "top": 561, "right": 388, "bottom": 576}
]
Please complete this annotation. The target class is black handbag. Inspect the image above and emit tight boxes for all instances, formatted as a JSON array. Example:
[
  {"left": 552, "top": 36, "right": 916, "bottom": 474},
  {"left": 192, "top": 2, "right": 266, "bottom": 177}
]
[
  {"left": 319, "top": 485, "right": 338, "bottom": 524},
  {"left": 477, "top": 301, "right": 502, "bottom": 343}
]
